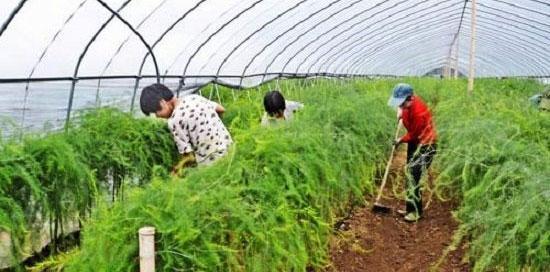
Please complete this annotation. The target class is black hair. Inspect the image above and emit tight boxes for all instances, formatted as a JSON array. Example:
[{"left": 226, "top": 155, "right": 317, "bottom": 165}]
[
  {"left": 139, "top": 83, "right": 174, "bottom": 115},
  {"left": 263, "top": 90, "right": 286, "bottom": 116}
]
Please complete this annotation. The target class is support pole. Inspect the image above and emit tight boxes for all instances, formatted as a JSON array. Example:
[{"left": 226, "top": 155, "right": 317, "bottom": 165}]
[
  {"left": 446, "top": 56, "right": 452, "bottom": 78},
  {"left": 467, "top": 0, "right": 477, "bottom": 95},
  {"left": 139, "top": 227, "right": 155, "bottom": 272},
  {"left": 454, "top": 34, "right": 459, "bottom": 79},
  {"left": 95, "top": 79, "right": 102, "bottom": 107},
  {"left": 64, "top": 79, "right": 78, "bottom": 131},
  {"left": 130, "top": 77, "right": 141, "bottom": 113}
]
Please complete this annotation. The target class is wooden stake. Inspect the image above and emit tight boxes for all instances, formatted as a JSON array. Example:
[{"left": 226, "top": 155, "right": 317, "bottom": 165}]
[
  {"left": 139, "top": 227, "right": 155, "bottom": 272},
  {"left": 467, "top": 0, "right": 477, "bottom": 95}
]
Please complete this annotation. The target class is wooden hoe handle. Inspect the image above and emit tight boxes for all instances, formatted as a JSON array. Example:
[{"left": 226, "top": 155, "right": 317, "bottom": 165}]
[{"left": 374, "top": 120, "right": 403, "bottom": 203}]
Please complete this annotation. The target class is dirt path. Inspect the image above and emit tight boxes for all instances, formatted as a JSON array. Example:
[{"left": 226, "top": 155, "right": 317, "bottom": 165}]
[{"left": 326, "top": 147, "right": 470, "bottom": 272}]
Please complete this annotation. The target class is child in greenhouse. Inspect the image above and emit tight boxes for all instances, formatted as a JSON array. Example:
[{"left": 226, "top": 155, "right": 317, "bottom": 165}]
[
  {"left": 388, "top": 83, "right": 437, "bottom": 222},
  {"left": 139, "top": 84, "right": 233, "bottom": 172},
  {"left": 261, "top": 90, "right": 304, "bottom": 126}
]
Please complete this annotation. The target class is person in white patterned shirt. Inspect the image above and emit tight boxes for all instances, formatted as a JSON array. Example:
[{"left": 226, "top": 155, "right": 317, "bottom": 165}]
[{"left": 140, "top": 84, "right": 232, "bottom": 173}]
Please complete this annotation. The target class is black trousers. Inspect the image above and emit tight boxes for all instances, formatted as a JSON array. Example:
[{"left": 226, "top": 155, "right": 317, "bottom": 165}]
[{"left": 405, "top": 143, "right": 437, "bottom": 215}]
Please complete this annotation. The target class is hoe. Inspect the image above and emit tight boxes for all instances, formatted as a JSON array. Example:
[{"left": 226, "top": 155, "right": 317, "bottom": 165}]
[{"left": 372, "top": 120, "right": 402, "bottom": 214}]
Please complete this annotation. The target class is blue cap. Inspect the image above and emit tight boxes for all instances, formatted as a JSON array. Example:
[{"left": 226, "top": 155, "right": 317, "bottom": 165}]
[{"left": 388, "top": 83, "right": 413, "bottom": 108}]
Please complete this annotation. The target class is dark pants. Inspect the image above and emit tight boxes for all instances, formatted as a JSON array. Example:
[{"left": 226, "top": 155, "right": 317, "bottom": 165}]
[{"left": 405, "top": 143, "right": 437, "bottom": 215}]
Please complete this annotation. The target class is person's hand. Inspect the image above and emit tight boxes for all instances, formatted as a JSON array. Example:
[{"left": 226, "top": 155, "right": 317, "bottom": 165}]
[
  {"left": 170, "top": 167, "right": 181, "bottom": 177},
  {"left": 171, "top": 153, "right": 196, "bottom": 177},
  {"left": 215, "top": 104, "right": 225, "bottom": 117},
  {"left": 171, "top": 163, "right": 186, "bottom": 177},
  {"left": 393, "top": 138, "right": 402, "bottom": 147}
]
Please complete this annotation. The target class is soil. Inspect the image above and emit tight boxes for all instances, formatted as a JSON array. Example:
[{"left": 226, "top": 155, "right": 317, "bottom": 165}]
[{"left": 326, "top": 146, "right": 470, "bottom": 272}]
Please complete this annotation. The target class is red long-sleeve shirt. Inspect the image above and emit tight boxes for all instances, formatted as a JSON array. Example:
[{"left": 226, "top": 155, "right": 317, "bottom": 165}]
[{"left": 400, "top": 95, "right": 437, "bottom": 145}]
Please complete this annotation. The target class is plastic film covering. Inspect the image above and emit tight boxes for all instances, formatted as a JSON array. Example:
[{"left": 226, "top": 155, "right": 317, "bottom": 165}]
[{"left": 0, "top": 0, "right": 548, "bottom": 132}]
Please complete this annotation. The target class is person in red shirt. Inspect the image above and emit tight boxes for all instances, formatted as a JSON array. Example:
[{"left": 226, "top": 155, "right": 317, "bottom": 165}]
[{"left": 388, "top": 83, "right": 437, "bottom": 222}]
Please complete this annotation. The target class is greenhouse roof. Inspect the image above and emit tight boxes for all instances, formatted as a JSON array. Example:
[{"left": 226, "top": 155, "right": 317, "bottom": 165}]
[
  {"left": 0, "top": 0, "right": 548, "bottom": 85},
  {"left": 0, "top": 0, "right": 548, "bottom": 133}
]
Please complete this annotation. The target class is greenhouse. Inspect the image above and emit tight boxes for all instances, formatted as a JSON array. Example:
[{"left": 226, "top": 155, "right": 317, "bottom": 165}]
[{"left": 0, "top": 0, "right": 548, "bottom": 271}]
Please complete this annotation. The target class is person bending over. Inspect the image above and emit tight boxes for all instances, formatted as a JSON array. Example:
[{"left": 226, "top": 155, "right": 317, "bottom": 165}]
[
  {"left": 140, "top": 84, "right": 233, "bottom": 173},
  {"left": 261, "top": 90, "right": 303, "bottom": 126},
  {"left": 388, "top": 83, "right": 437, "bottom": 222}
]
